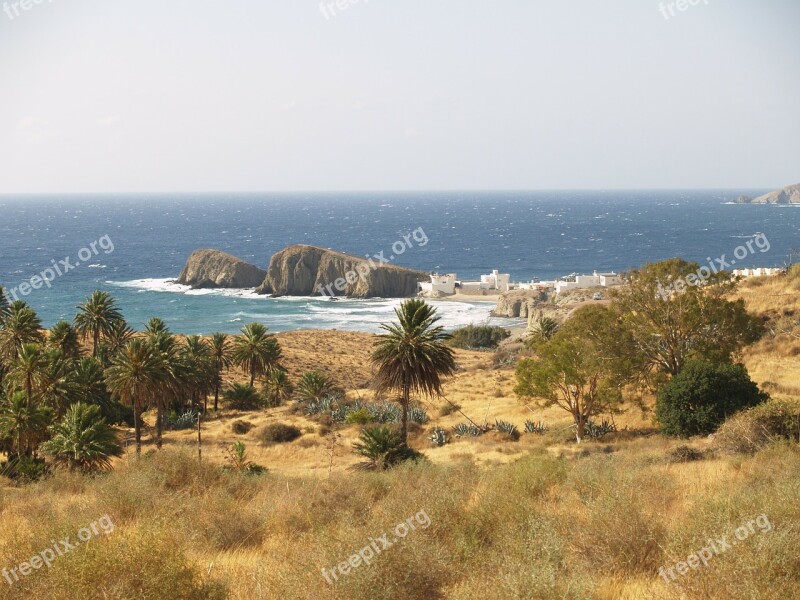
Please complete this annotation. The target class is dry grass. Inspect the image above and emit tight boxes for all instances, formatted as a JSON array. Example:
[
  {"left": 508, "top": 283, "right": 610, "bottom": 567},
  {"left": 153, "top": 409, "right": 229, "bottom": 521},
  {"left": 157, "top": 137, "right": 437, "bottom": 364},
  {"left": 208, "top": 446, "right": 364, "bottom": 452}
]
[{"left": 1, "top": 277, "right": 798, "bottom": 598}]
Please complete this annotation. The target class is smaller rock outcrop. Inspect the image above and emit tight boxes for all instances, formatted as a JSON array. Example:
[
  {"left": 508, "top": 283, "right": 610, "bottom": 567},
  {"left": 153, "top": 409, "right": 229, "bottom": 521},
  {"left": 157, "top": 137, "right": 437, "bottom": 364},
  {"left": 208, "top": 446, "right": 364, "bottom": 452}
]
[
  {"left": 492, "top": 290, "right": 545, "bottom": 319},
  {"left": 177, "top": 249, "right": 267, "bottom": 289}
]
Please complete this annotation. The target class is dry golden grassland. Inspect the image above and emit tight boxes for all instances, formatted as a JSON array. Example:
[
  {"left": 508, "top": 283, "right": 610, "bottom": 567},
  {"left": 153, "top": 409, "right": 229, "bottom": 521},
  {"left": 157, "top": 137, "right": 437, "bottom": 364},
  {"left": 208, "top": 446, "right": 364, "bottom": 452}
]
[{"left": 0, "top": 275, "right": 799, "bottom": 599}]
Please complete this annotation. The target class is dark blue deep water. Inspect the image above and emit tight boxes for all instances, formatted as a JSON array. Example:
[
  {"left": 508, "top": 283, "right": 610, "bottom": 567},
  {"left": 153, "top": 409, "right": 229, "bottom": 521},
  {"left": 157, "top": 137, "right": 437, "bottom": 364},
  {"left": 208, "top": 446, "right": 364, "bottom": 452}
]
[{"left": 0, "top": 190, "right": 796, "bottom": 333}]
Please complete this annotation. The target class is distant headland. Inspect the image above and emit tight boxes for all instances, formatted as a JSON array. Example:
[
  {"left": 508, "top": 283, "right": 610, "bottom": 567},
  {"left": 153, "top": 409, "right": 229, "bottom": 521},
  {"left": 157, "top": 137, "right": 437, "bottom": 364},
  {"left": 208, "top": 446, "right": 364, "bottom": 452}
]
[{"left": 735, "top": 183, "right": 800, "bottom": 205}]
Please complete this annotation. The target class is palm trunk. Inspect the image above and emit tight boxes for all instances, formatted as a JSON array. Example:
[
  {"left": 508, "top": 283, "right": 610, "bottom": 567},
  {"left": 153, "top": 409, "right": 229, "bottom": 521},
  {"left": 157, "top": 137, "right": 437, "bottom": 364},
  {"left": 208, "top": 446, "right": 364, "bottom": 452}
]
[
  {"left": 249, "top": 365, "right": 256, "bottom": 387},
  {"left": 134, "top": 400, "right": 142, "bottom": 455},
  {"left": 93, "top": 329, "right": 100, "bottom": 357},
  {"left": 197, "top": 405, "right": 202, "bottom": 462},
  {"left": 214, "top": 381, "right": 220, "bottom": 411},
  {"left": 401, "top": 383, "right": 410, "bottom": 447},
  {"left": 155, "top": 397, "right": 163, "bottom": 450}
]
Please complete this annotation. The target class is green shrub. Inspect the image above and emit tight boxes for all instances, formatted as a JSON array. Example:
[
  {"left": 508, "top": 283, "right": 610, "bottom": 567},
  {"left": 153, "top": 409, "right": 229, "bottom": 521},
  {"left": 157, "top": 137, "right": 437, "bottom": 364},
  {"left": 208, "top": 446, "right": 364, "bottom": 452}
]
[
  {"left": 448, "top": 325, "right": 511, "bottom": 350},
  {"left": 655, "top": 361, "right": 768, "bottom": 437},
  {"left": 344, "top": 408, "right": 373, "bottom": 425},
  {"left": 258, "top": 423, "right": 302, "bottom": 444},
  {"left": 0, "top": 454, "right": 49, "bottom": 482}
]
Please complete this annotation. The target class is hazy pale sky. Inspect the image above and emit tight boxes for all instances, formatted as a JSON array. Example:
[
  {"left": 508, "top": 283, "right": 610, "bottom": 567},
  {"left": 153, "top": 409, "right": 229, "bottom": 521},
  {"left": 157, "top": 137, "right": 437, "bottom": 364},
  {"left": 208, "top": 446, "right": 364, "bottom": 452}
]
[{"left": 0, "top": 0, "right": 798, "bottom": 193}]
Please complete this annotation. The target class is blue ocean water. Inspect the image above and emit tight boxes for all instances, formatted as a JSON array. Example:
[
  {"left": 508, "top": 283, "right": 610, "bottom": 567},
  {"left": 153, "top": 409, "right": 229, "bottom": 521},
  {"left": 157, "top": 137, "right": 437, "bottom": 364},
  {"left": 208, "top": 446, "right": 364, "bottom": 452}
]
[{"left": 0, "top": 190, "right": 796, "bottom": 334}]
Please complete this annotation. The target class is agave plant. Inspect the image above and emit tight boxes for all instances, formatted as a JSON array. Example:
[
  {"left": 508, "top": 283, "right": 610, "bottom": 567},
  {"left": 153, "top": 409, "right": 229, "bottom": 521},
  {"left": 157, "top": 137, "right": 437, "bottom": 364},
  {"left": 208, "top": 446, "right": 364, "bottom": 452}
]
[
  {"left": 585, "top": 419, "right": 617, "bottom": 439},
  {"left": 407, "top": 405, "right": 429, "bottom": 424},
  {"left": 161, "top": 410, "right": 198, "bottom": 431},
  {"left": 524, "top": 419, "right": 549, "bottom": 435},
  {"left": 430, "top": 427, "right": 448, "bottom": 447},
  {"left": 495, "top": 419, "right": 519, "bottom": 439},
  {"left": 453, "top": 423, "right": 483, "bottom": 437}
]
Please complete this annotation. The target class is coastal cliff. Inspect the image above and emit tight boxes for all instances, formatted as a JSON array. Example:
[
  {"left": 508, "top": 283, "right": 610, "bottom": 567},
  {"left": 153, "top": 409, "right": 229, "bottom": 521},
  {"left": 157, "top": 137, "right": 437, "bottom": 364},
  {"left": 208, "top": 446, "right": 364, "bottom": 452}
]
[
  {"left": 256, "top": 245, "right": 428, "bottom": 298},
  {"left": 492, "top": 290, "right": 542, "bottom": 319},
  {"left": 735, "top": 183, "right": 800, "bottom": 205},
  {"left": 177, "top": 249, "right": 267, "bottom": 289}
]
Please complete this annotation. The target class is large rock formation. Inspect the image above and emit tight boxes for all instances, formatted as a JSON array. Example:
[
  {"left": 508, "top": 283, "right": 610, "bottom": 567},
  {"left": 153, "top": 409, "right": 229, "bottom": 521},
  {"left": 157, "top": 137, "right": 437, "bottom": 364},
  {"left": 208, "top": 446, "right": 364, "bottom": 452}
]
[
  {"left": 256, "top": 245, "right": 428, "bottom": 298},
  {"left": 736, "top": 183, "right": 800, "bottom": 204},
  {"left": 177, "top": 249, "right": 267, "bottom": 289}
]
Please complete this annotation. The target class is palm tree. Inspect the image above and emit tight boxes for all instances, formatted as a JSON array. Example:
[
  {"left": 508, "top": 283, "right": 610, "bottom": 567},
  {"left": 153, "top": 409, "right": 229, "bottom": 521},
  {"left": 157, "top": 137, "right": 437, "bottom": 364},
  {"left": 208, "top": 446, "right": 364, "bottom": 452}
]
[
  {"left": 232, "top": 323, "right": 283, "bottom": 386},
  {"left": 40, "top": 403, "right": 122, "bottom": 472},
  {"left": 210, "top": 333, "right": 232, "bottom": 411},
  {"left": 144, "top": 317, "right": 170, "bottom": 336},
  {"left": 371, "top": 299, "right": 457, "bottom": 447},
  {"left": 296, "top": 370, "right": 335, "bottom": 403},
  {"left": 101, "top": 319, "right": 134, "bottom": 364},
  {"left": 0, "top": 391, "right": 52, "bottom": 458},
  {"left": 105, "top": 339, "right": 164, "bottom": 454},
  {"left": 38, "top": 348, "right": 78, "bottom": 416},
  {"left": 74, "top": 291, "right": 124, "bottom": 357},
  {"left": 145, "top": 330, "right": 180, "bottom": 450},
  {"left": 265, "top": 369, "right": 293, "bottom": 406},
  {"left": 0, "top": 301, "right": 43, "bottom": 363},
  {"left": 0, "top": 285, "right": 9, "bottom": 321},
  {"left": 5, "top": 343, "right": 47, "bottom": 406},
  {"left": 181, "top": 336, "right": 215, "bottom": 460},
  {"left": 73, "top": 356, "right": 112, "bottom": 408},
  {"left": 222, "top": 383, "right": 263, "bottom": 410},
  {"left": 47, "top": 321, "right": 82, "bottom": 362}
]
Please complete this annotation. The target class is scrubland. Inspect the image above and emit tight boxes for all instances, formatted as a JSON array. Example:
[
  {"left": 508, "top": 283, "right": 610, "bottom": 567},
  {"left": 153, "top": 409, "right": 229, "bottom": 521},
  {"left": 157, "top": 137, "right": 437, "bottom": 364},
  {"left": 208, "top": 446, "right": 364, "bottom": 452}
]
[{"left": 1, "top": 274, "right": 799, "bottom": 599}]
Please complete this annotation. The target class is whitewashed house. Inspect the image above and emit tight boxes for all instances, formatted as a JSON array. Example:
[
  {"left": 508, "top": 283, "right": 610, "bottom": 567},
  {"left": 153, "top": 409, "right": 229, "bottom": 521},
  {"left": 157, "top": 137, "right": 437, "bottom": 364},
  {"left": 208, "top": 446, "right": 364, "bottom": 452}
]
[
  {"left": 418, "top": 273, "right": 457, "bottom": 295},
  {"left": 480, "top": 269, "right": 511, "bottom": 292}
]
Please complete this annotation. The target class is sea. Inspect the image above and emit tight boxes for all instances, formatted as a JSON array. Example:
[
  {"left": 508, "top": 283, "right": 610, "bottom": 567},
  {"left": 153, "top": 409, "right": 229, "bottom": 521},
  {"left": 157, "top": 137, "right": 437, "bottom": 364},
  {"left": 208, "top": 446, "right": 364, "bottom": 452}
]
[{"left": 0, "top": 190, "right": 797, "bottom": 334}]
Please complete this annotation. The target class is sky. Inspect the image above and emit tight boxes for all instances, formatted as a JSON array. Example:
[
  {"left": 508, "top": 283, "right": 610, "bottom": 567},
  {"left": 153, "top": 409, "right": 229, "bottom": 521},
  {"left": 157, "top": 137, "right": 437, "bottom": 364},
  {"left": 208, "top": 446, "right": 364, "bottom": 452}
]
[{"left": 0, "top": 0, "right": 798, "bottom": 193}]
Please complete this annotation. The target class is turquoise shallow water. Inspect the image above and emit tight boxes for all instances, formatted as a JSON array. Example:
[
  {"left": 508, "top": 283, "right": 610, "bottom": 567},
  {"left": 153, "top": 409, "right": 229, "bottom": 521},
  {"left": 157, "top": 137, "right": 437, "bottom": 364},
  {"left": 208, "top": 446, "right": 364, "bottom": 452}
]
[{"left": 0, "top": 190, "right": 795, "bottom": 334}]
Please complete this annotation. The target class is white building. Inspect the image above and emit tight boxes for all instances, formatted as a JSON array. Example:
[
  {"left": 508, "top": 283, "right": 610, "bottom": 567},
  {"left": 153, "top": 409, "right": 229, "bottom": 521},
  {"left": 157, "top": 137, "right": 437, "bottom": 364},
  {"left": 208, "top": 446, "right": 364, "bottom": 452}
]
[
  {"left": 732, "top": 267, "right": 784, "bottom": 278},
  {"left": 418, "top": 273, "right": 457, "bottom": 295},
  {"left": 555, "top": 271, "right": 622, "bottom": 294},
  {"left": 480, "top": 269, "right": 511, "bottom": 292}
]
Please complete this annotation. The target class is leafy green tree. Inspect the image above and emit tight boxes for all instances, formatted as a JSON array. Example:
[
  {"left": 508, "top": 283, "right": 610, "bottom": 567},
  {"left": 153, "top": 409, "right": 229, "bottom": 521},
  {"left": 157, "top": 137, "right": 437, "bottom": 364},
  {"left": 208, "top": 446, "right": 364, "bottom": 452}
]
[
  {"left": 371, "top": 299, "right": 457, "bottom": 447},
  {"left": 74, "top": 291, "right": 124, "bottom": 357},
  {"left": 232, "top": 323, "right": 283, "bottom": 386},
  {"left": 105, "top": 338, "right": 164, "bottom": 454},
  {"left": 0, "top": 391, "right": 52, "bottom": 457},
  {"left": 40, "top": 403, "right": 122, "bottom": 472},
  {"left": 611, "top": 259, "right": 763, "bottom": 378},
  {"left": 210, "top": 332, "right": 232, "bottom": 411},
  {"left": 515, "top": 305, "right": 633, "bottom": 442},
  {"left": 655, "top": 361, "right": 768, "bottom": 437}
]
